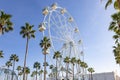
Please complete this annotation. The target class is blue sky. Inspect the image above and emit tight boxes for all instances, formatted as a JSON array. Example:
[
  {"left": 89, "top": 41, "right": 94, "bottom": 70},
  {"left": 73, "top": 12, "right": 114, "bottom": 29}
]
[{"left": 0, "top": 0, "right": 119, "bottom": 76}]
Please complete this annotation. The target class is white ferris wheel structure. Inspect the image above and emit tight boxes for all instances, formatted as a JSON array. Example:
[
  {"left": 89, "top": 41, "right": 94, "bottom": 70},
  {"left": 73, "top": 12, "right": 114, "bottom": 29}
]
[{"left": 39, "top": 3, "right": 87, "bottom": 80}]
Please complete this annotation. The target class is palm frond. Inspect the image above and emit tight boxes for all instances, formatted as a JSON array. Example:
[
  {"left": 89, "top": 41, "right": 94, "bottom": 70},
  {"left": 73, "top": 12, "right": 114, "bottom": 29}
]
[{"left": 105, "top": 0, "right": 113, "bottom": 9}]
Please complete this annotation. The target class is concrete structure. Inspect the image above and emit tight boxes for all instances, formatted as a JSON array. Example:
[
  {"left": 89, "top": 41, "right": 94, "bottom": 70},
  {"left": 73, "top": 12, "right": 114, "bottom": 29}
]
[
  {"left": 47, "top": 72, "right": 120, "bottom": 80},
  {"left": 91, "top": 72, "right": 120, "bottom": 80}
]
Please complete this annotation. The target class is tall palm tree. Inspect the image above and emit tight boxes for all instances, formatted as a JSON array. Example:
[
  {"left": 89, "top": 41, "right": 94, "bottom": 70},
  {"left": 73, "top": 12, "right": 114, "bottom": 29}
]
[
  {"left": 53, "top": 51, "right": 62, "bottom": 80},
  {"left": 40, "top": 36, "right": 51, "bottom": 80},
  {"left": 70, "top": 57, "right": 76, "bottom": 80},
  {"left": 64, "top": 56, "right": 70, "bottom": 80},
  {"left": 88, "top": 68, "right": 95, "bottom": 80},
  {"left": 34, "top": 62, "right": 40, "bottom": 80},
  {"left": 9, "top": 54, "right": 19, "bottom": 80},
  {"left": 20, "top": 22, "right": 35, "bottom": 80},
  {"left": 0, "top": 50, "right": 4, "bottom": 58},
  {"left": 0, "top": 10, "right": 13, "bottom": 34}
]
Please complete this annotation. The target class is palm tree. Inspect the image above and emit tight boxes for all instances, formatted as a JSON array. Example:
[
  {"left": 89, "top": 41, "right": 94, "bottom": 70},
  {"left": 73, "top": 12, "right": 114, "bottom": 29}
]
[
  {"left": 64, "top": 56, "right": 70, "bottom": 80},
  {"left": 88, "top": 68, "right": 95, "bottom": 80},
  {"left": 49, "top": 65, "right": 54, "bottom": 78},
  {"left": 18, "top": 71, "right": 23, "bottom": 80},
  {"left": 31, "top": 71, "right": 37, "bottom": 80},
  {"left": 43, "top": 61, "right": 49, "bottom": 77},
  {"left": 5, "top": 61, "right": 12, "bottom": 80},
  {"left": 77, "top": 59, "right": 81, "bottom": 73},
  {"left": 9, "top": 54, "right": 19, "bottom": 80},
  {"left": 108, "top": 12, "right": 120, "bottom": 65},
  {"left": 22, "top": 67, "right": 30, "bottom": 80},
  {"left": 80, "top": 62, "right": 88, "bottom": 80},
  {"left": 5, "top": 61, "right": 12, "bottom": 69},
  {"left": 0, "top": 10, "right": 13, "bottom": 34},
  {"left": 108, "top": 12, "right": 120, "bottom": 43},
  {"left": 38, "top": 70, "right": 43, "bottom": 80},
  {"left": 53, "top": 51, "right": 62, "bottom": 80},
  {"left": 49, "top": 64, "right": 54, "bottom": 72},
  {"left": 25, "top": 67, "right": 30, "bottom": 80},
  {"left": 0, "top": 50, "right": 4, "bottom": 58},
  {"left": 115, "top": 56, "right": 120, "bottom": 65},
  {"left": 40, "top": 36, "right": 51, "bottom": 80},
  {"left": 20, "top": 22, "right": 35, "bottom": 80},
  {"left": 16, "top": 66, "right": 22, "bottom": 77},
  {"left": 33, "top": 62, "right": 40, "bottom": 80},
  {"left": 70, "top": 57, "right": 76, "bottom": 80}
]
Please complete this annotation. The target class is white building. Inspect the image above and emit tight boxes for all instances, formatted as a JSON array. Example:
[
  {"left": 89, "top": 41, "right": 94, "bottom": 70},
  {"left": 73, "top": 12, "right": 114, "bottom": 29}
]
[
  {"left": 47, "top": 72, "right": 120, "bottom": 80},
  {"left": 91, "top": 72, "right": 120, "bottom": 80}
]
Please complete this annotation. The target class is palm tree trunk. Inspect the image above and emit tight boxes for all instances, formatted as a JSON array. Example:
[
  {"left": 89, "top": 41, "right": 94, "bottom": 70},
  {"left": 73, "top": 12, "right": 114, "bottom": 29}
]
[
  {"left": 26, "top": 74, "right": 28, "bottom": 80},
  {"left": 36, "top": 68, "right": 38, "bottom": 80},
  {"left": 66, "top": 63, "right": 68, "bottom": 80},
  {"left": 0, "top": 24, "right": 3, "bottom": 34},
  {"left": 44, "top": 54, "right": 46, "bottom": 80},
  {"left": 73, "top": 64, "right": 74, "bottom": 80},
  {"left": 41, "top": 74, "right": 42, "bottom": 80},
  {"left": 82, "top": 68, "right": 85, "bottom": 80},
  {"left": 7, "top": 67, "right": 9, "bottom": 80},
  {"left": 88, "top": 74, "right": 90, "bottom": 80},
  {"left": 11, "top": 61, "right": 15, "bottom": 80},
  {"left": 23, "top": 37, "right": 29, "bottom": 80},
  {"left": 91, "top": 73, "right": 93, "bottom": 80},
  {"left": 56, "top": 59, "right": 58, "bottom": 80},
  {"left": 18, "top": 71, "right": 19, "bottom": 80},
  {"left": 117, "top": 0, "right": 120, "bottom": 9}
]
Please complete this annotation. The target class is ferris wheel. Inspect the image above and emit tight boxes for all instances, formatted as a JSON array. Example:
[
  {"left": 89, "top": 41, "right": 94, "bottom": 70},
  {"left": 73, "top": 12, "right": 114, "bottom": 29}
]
[{"left": 39, "top": 3, "right": 85, "bottom": 79}]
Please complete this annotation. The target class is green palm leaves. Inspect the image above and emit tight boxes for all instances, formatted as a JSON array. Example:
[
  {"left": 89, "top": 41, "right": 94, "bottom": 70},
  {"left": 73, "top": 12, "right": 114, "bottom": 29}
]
[
  {"left": 33, "top": 62, "right": 40, "bottom": 80},
  {"left": 108, "top": 11, "right": 120, "bottom": 65},
  {"left": 105, "top": 0, "right": 120, "bottom": 10},
  {"left": 105, "top": 0, "right": 112, "bottom": 9},
  {"left": 20, "top": 23, "right": 35, "bottom": 39},
  {"left": 0, "top": 10, "right": 13, "bottom": 34},
  {"left": 0, "top": 50, "right": 4, "bottom": 58},
  {"left": 53, "top": 51, "right": 62, "bottom": 59},
  {"left": 113, "top": 44, "right": 120, "bottom": 64},
  {"left": 88, "top": 68, "right": 95, "bottom": 80},
  {"left": 40, "top": 36, "right": 51, "bottom": 54},
  {"left": 5, "top": 61, "right": 12, "bottom": 69}
]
